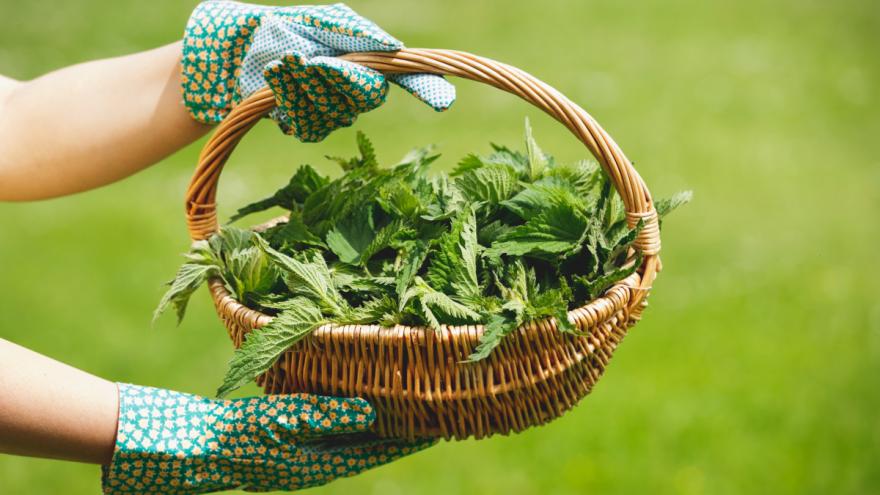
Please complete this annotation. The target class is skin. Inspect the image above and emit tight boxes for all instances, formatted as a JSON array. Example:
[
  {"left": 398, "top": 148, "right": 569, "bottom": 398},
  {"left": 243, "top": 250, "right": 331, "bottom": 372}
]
[
  {"left": 0, "top": 339, "right": 119, "bottom": 465},
  {"left": 0, "top": 42, "right": 210, "bottom": 201},
  {"left": 0, "top": 42, "right": 212, "bottom": 464}
]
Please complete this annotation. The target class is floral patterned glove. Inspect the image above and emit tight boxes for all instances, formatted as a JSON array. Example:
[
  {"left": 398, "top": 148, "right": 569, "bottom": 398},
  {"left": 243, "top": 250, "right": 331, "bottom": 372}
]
[
  {"left": 182, "top": 0, "right": 456, "bottom": 141},
  {"left": 102, "top": 384, "right": 434, "bottom": 494}
]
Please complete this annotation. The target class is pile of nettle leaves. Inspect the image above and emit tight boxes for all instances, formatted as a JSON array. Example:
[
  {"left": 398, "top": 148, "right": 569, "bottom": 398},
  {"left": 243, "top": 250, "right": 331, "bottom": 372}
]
[{"left": 156, "top": 120, "right": 689, "bottom": 396}]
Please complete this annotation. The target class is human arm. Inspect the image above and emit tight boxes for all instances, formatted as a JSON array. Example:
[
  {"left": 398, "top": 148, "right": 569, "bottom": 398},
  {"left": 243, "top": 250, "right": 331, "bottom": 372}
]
[
  {"left": 0, "top": 338, "right": 118, "bottom": 464},
  {"left": 0, "top": 42, "right": 211, "bottom": 201},
  {"left": 0, "top": 2, "right": 455, "bottom": 203},
  {"left": 0, "top": 337, "right": 433, "bottom": 493}
]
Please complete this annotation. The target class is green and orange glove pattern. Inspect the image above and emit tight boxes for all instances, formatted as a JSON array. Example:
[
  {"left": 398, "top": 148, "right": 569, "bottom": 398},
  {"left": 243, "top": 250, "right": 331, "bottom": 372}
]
[
  {"left": 181, "top": 1, "right": 456, "bottom": 142},
  {"left": 102, "top": 384, "right": 434, "bottom": 494}
]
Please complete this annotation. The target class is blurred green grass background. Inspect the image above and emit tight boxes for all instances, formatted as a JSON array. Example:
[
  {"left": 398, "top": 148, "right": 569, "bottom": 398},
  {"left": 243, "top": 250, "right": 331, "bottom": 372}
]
[{"left": 1, "top": 0, "right": 878, "bottom": 493}]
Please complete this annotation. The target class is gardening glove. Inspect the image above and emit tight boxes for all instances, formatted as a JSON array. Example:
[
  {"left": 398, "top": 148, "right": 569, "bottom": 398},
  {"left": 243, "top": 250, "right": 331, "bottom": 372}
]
[
  {"left": 182, "top": 0, "right": 456, "bottom": 142},
  {"left": 102, "top": 384, "right": 435, "bottom": 494}
]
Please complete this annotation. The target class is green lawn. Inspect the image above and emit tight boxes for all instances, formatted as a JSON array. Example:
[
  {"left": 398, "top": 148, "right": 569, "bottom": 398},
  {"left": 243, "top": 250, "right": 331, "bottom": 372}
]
[{"left": 1, "top": 0, "right": 877, "bottom": 493}]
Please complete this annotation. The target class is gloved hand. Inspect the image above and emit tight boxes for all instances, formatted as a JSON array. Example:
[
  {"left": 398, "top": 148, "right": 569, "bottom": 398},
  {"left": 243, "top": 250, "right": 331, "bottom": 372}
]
[
  {"left": 102, "top": 384, "right": 434, "bottom": 494},
  {"left": 181, "top": 1, "right": 456, "bottom": 141}
]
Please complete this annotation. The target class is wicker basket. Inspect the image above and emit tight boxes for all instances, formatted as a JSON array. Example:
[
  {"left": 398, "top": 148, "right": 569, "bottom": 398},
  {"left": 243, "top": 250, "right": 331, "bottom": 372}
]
[{"left": 184, "top": 48, "right": 662, "bottom": 441}]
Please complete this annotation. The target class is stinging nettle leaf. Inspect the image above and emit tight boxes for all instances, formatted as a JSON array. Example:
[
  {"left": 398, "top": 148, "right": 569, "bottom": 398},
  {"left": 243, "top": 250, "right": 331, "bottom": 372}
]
[
  {"left": 655, "top": 190, "right": 693, "bottom": 219},
  {"left": 465, "top": 314, "right": 510, "bottom": 362},
  {"left": 451, "top": 153, "right": 485, "bottom": 177},
  {"left": 325, "top": 131, "right": 378, "bottom": 172},
  {"left": 455, "top": 163, "right": 521, "bottom": 205},
  {"left": 153, "top": 263, "right": 216, "bottom": 325},
  {"left": 574, "top": 252, "right": 643, "bottom": 300},
  {"left": 425, "top": 206, "right": 482, "bottom": 300},
  {"left": 229, "top": 165, "right": 328, "bottom": 223},
  {"left": 216, "top": 297, "right": 324, "bottom": 397},
  {"left": 523, "top": 117, "right": 549, "bottom": 181},
  {"left": 264, "top": 213, "right": 326, "bottom": 250},
  {"left": 257, "top": 238, "right": 348, "bottom": 316},
  {"left": 501, "top": 176, "right": 586, "bottom": 221},
  {"left": 402, "top": 277, "right": 481, "bottom": 330},
  {"left": 325, "top": 207, "right": 375, "bottom": 265},
  {"left": 396, "top": 240, "right": 431, "bottom": 306},
  {"left": 487, "top": 143, "right": 530, "bottom": 177},
  {"left": 485, "top": 201, "right": 589, "bottom": 260}
]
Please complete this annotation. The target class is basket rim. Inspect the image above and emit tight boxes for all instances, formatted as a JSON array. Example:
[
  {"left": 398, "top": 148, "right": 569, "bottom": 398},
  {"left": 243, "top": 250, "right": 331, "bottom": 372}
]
[{"left": 207, "top": 214, "right": 643, "bottom": 337}]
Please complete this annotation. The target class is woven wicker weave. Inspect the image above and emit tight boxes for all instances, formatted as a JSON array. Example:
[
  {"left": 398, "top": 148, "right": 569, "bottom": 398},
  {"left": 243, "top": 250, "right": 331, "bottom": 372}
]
[{"left": 184, "top": 48, "right": 661, "bottom": 441}]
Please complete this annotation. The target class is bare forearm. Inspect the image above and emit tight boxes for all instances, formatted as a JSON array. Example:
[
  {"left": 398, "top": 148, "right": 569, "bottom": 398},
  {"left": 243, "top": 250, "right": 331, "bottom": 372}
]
[
  {"left": 0, "top": 338, "right": 118, "bottom": 464},
  {"left": 0, "top": 41, "right": 211, "bottom": 201}
]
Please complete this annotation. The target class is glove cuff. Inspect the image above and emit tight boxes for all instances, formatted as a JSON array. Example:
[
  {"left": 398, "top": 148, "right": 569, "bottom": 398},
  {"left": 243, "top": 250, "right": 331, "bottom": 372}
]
[
  {"left": 101, "top": 383, "right": 229, "bottom": 495},
  {"left": 181, "top": 1, "right": 270, "bottom": 124}
]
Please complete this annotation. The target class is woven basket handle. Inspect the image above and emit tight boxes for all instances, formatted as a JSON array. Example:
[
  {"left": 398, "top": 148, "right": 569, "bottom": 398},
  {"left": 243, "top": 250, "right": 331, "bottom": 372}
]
[{"left": 184, "top": 48, "right": 661, "bottom": 301}]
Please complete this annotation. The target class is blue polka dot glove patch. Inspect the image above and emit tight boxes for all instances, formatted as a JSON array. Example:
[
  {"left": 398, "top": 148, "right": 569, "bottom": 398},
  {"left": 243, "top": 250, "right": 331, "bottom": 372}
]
[
  {"left": 102, "top": 384, "right": 435, "bottom": 494},
  {"left": 182, "top": 1, "right": 456, "bottom": 141}
]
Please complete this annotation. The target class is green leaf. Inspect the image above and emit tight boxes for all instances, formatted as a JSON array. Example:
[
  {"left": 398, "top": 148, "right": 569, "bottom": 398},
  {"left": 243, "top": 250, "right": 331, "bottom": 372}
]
[
  {"left": 360, "top": 219, "right": 405, "bottom": 266},
  {"left": 527, "top": 286, "right": 574, "bottom": 333},
  {"left": 401, "top": 277, "right": 481, "bottom": 330},
  {"left": 263, "top": 214, "right": 326, "bottom": 250},
  {"left": 478, "top": 220, "right": 513, "bottom": 245},
  {"left": 450, "top": 153, "right": 484, "bottom": 176},
  {"left": 342, "top": 295, "right": 399, "bottom": 325},
  {"left": 216, "top": 297, "right": 324, "bottom": 397},
  {"left": 325, "top": 131, "right": 378, "bottom": 172},
  {"left": 523, "top": 117, "right": 549, "bottom": 181},
  {"left": 425, "top": 206, "right": 483, "bottom": 301},
  {"left": 574, "top": 252, "right": 643, "bottom": 300},
  {"left": 452, "top": 207, "right": 483, "bottom": 301},
  {"left": 377, "top": 181, "right": 423, "bottom": 218},
  {"left": 455, "top": 163, "right": 520, "bottom": 205},
  {"left": 465, "top": 313, "right": 511, "bottom": 362},
  {"left": 337, "top": 274, "right": 395, "bottom": 298},
  {"left": 258, "top": 239, "right": 348, "bottom": 316},
  {"left": 501, "top": 176, "right": 585, "bottom": 220},
  {"left": 395, "top": 240, "right": 431, "bottom": 303},
  {"left": 606, "top": 218, "right": 644, "bottom": 263},
  {"left": 395, "top": 145, "right": 440, "bottom": 177},
  {"left": 325, "top": 208, "right": 375, "bottom": 265},
  {"left": 302, "top": 167, "right": 387, "bottom": 236},
  {"left": 485, "top": 201, "right": 589, "bottom": 260},
  {"left": 229, "top": 165, "right": 328, "bottom": 223},
  {"left": 594, "top": 178, "right": 614, "bottom": 224},
  {"left": 209, "top": 227, "right": 255, "bottom": 256},
  {"left": 223, "top": 246, "right": 279, "bottom": 305},
  {"left": 356, "top": 130, "right": 378, "bottom": 169},
  {"left": 487, "top": 144, "right": 530, "bottom": 177},
  {"left": 286, "top": 164, "right": 331, "bottom": 205},
  {"left": 422, "top": 175, "right": 465, "bottom": 221},
  {"left": 543, "top": 159, "right": 602, "bottom": 196},
  {"left": 493, "top": 260, "right": 532, "bottom": 313},
  {"left": 656, "top": 190, "right": 693, "bottom": 218},
  {"left": 153, "top": 263, "right": 215, "bottom": 324}
]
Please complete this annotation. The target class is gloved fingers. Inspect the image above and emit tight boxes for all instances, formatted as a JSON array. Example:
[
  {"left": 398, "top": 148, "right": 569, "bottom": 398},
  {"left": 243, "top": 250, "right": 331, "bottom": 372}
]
[
  {"left": 263, "top": 54, "right": 388, "bottom": 142},
  {"left": 237, "top": 12, "right": 338, "bottom": 101},
  {"left": 312, "top": 436, "right": 439, "bottom": 477},
  {"left": 274, "top": 4, "right": 402, "bottom": 53},
  {"left": 388, "top": 73, "right": 457, "bottom": 112},
  {"left": 266, "top": 436, "right": 437, "bottom": 491},
  {"left": 265, "top": 393, "right": 377, "bottom": 438},
  {"left": 307, "top": 56, "right": 389, "bottom": 114}
]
